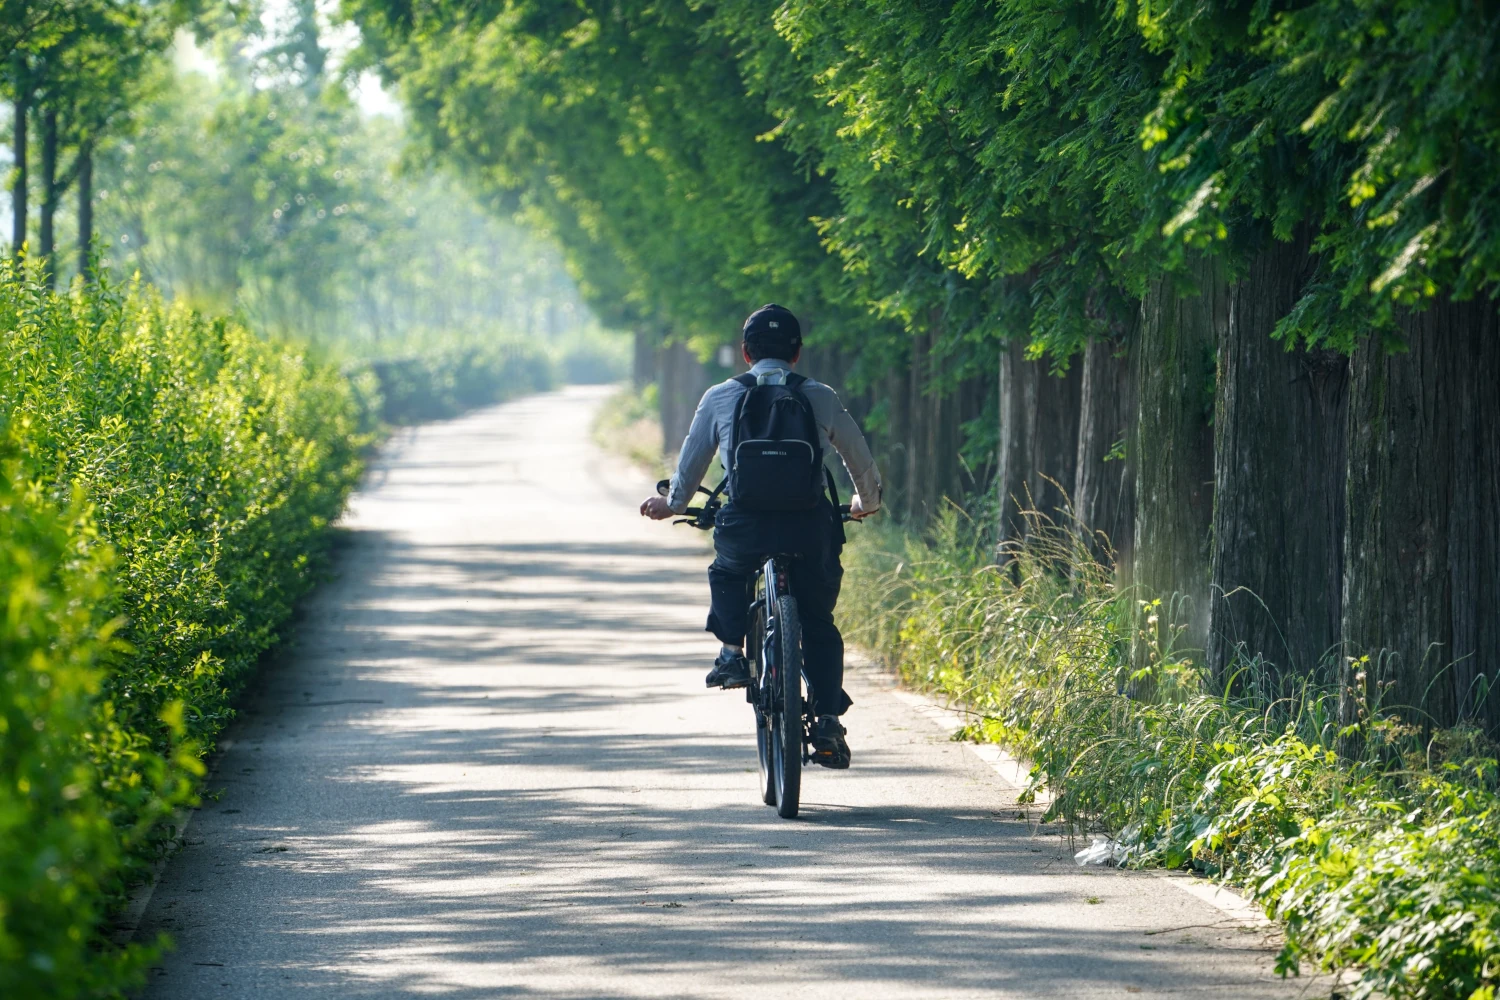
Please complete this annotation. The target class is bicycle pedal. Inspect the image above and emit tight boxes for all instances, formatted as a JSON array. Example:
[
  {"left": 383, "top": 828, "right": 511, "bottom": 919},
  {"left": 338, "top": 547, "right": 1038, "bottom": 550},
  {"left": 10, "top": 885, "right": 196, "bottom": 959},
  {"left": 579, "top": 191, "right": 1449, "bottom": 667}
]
[{"left": 812, "top": 748, "right": 851, "bottom": 770}]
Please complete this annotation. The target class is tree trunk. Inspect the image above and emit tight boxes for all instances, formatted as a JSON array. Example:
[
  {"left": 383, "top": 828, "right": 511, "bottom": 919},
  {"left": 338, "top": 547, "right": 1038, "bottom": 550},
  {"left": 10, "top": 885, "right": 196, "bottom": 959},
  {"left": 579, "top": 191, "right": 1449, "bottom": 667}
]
[
  {"left": 882, "top": 352, "right": 914, "bottom": 519},
  {"left": 76, "top": 142, "right": 92, "bottom": 280},
  {"left": 906, "top": 334, "right": 929, "bottom": 517},
  {"left": 10, "top": 75, "right": 28, "bottom": 260},
  {"left": 631, "top": 328, "right": 654, "bottom": 388},
  {"left": 655, "top": 337, "right": 712, "bottom": 455},
  {"left": 905, "top": 332, "right": 963, "bottom": 523},
  {"left": 38, "top": 105, "right": 56, "bottom": 283},
  {"left": 1342, "top": 297, "right": 1500, "bottom": 734},
  {"left": 1208, "top": 237, "right": 1348, "bottom": 689},
  {"left": 996, "top": 340, "right": 1025, "bottom": 539},
  {"left": 997, "top": 337, "right": 1082, "bottom": 545},
  {"left": 845, "top": 331, "right": 988, "bottom": 524},
  {"left": 1074, "top": 334, "right": 1136, "bottom": 569},
  {"left": 1132, "top": 256, "right": 1225, "bottom": 669},
  {"left": 957, "top": 366, "right": 995, "bottom": 490}
]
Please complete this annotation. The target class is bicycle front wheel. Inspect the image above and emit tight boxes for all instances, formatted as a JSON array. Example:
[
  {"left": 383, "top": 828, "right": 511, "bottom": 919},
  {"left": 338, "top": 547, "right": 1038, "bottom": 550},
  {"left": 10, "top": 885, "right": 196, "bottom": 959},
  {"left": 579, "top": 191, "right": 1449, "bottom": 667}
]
[
  {"left": 748, "top": 595, "right": 777, "bottom": 805},
  {"left": 756, "top": 709, "right": 776, "bottom": 805},
  {"left": 772, "top": 594, "right": 803, "bottom": 819}
]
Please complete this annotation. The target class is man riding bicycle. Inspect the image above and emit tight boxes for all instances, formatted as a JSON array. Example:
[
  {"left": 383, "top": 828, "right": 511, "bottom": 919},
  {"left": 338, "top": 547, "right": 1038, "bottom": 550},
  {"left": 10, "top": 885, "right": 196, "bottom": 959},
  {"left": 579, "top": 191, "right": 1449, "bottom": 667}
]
[{"left": 639, "top": 304, "right": 882, "bottom": 768}]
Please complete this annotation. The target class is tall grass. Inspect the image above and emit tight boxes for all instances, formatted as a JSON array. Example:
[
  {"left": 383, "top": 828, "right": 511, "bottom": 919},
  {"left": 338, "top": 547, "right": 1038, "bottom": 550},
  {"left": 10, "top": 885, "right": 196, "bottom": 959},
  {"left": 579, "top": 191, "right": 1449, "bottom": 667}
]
[{"left": 841, "top": 501, "right": 1500, "bottom": 1000}]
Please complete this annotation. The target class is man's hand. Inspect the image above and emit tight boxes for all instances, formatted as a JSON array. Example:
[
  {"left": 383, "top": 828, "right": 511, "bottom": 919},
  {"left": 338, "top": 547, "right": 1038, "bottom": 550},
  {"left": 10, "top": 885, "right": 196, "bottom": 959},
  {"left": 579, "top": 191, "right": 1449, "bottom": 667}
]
[
  {"left": 640, "top": 496, "right": 675, "bottom": 520},
  {"left": 848, "top": 493, "right": 875, "bottom": 520}
]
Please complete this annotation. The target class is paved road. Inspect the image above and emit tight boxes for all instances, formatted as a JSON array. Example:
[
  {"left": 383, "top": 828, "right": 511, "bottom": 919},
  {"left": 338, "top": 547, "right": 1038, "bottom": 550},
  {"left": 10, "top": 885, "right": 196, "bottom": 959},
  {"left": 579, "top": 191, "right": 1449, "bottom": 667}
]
[{"left": 137, "top": 386, "right": 1322, "bottom": 999}]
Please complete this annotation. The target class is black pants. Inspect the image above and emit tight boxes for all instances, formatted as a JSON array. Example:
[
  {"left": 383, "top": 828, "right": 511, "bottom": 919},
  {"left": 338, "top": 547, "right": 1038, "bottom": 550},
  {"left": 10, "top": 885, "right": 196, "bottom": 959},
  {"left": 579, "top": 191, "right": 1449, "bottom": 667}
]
[{"left": 705, "top": 501, "right": 852, "bottom": 717}]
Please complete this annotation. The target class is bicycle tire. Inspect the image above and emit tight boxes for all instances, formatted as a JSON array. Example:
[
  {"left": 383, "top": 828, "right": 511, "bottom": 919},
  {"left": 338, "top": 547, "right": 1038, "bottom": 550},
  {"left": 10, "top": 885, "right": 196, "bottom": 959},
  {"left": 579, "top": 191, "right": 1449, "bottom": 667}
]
[
  {"left": 772, "top": 594, "right": 803, "bottom": 819},
  {"left": 755, "top": 711, "right": 776, "bottom": 805},
  {"left": 750, "top": 601, "right": 776, "bottom": 805}
]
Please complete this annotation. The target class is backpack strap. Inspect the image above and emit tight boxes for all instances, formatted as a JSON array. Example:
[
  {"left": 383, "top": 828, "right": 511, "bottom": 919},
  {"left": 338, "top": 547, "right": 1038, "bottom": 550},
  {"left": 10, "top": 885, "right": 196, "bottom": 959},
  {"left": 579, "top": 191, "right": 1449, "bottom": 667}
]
[
  {"left": 728, "top": 373, "right": 757, "bottom": 477},
  {"left": 703, "top": 475, "right": 729, "bottom": 506},
  {"left": 782, "top": 373, "right": 830, "bottom": 504}
]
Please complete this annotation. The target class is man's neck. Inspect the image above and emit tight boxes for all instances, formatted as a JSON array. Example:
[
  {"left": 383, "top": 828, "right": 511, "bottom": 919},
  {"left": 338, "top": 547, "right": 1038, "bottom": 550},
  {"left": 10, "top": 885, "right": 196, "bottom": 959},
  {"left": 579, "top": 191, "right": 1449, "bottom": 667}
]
[{"left": 749, "top": 358, "right": 795, "bottom": 372}]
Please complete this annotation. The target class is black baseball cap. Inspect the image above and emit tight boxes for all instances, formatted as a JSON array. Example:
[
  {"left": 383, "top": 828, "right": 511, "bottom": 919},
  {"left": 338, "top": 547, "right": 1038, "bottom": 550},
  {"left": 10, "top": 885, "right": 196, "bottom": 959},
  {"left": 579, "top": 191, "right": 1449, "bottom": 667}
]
[{"left": 741, "top": 303, "right": 802, "bottom": 355}]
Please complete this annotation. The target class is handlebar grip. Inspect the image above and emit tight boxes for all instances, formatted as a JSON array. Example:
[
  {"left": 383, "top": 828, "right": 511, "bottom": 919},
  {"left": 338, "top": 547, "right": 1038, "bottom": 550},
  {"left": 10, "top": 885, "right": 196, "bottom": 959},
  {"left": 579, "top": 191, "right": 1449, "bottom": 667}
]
[{"left": 840, "top": 504, "right": 875, "bottom": 523}]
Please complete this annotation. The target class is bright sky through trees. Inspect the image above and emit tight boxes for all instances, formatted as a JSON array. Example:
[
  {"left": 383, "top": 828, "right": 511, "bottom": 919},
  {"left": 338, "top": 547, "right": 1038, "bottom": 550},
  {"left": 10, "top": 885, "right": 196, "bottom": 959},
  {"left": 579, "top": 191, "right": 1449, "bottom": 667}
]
[{"left": 4, "top": 0, "right": 599, "bottom": 356}]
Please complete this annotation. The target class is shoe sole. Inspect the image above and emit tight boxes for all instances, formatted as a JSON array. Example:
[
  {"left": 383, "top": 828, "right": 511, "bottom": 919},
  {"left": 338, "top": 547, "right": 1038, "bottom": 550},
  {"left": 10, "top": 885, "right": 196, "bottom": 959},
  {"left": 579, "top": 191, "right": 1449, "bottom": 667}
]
[{"left": 707, "top": 678, "right": 751, "bottom": 690}]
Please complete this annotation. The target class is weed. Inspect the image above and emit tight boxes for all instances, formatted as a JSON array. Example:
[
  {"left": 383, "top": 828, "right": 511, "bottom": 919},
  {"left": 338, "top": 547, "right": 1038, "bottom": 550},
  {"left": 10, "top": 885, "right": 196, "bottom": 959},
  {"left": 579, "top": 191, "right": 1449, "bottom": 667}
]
[{"left": 841, "top": 499, "right": 1500, "bottom": 1000}]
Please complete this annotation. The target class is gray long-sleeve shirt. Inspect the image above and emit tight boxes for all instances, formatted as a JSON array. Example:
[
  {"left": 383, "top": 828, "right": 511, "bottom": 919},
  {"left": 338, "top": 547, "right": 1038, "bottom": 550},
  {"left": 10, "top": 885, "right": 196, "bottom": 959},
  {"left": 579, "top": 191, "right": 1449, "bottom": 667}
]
[{"left": 667, "top": 359, "right": 883, "bottom": 514}]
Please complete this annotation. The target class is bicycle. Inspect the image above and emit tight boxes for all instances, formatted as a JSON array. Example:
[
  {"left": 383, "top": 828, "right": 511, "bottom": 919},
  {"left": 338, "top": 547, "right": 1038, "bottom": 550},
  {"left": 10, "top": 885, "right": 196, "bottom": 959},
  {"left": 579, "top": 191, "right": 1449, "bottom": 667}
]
[{"left": 655, "top": 478, "right": 858, "bottom": 819}]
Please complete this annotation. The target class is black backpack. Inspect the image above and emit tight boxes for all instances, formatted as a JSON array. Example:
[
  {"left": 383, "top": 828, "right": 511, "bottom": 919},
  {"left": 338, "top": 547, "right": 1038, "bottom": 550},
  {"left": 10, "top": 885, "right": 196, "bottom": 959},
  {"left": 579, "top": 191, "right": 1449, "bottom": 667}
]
[{"left": 727, "top": 371, "right": 825, "bottom": 512}]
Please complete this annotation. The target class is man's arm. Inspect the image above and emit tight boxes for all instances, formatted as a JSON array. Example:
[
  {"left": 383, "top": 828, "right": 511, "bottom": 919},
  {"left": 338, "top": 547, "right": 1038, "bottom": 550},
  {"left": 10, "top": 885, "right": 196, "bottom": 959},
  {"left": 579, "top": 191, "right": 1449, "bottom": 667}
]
[
  {"left": 665, "top": 386, "right": 721, "bottom": 514},
  {"left": 808, "top": 384, "right": 883, "bottom": 513}
]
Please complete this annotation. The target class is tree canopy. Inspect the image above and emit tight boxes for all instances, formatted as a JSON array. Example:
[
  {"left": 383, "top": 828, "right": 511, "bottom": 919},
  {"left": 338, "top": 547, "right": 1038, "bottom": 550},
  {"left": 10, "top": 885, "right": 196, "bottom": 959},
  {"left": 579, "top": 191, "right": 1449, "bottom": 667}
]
[{"left": 344, "top": 0, "right": 1500, "bottom": 365}]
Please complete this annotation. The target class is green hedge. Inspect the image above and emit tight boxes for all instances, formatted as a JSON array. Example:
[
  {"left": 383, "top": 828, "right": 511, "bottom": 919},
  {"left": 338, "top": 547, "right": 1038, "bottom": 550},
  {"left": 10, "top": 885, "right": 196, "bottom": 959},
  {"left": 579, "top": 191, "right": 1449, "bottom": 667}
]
[
  {"left": 359, "top": 342, "right": 554, "bottom": 425},
  {"left": 841, "top": 511, "right": 1500, "bottom": 1000},
  {"left": 0, "top": 266, "right": 367, "bottom": 997}
]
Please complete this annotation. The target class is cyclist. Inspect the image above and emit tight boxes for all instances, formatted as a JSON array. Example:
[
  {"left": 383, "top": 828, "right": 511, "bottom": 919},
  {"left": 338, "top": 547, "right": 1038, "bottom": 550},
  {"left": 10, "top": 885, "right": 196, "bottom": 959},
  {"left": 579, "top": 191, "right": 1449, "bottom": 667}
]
[{"left": 639, "top": 304, "right": 882, "bottom": 768}]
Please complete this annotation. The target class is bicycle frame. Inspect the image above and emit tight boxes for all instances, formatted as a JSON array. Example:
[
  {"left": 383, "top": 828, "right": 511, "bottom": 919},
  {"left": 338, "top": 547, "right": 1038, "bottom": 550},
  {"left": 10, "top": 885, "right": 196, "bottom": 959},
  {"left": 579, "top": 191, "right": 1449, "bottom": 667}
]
[{"left": 745, "top": 556, "right": 775, "bottom": 684}]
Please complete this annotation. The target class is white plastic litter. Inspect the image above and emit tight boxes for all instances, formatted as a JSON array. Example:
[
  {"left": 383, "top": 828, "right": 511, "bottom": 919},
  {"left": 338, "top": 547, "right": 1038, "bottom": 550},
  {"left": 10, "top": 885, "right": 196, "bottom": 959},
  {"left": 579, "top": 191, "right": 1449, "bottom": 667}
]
[{"left": 1074, "top": 835, "right": 1128, "bottom": 866}]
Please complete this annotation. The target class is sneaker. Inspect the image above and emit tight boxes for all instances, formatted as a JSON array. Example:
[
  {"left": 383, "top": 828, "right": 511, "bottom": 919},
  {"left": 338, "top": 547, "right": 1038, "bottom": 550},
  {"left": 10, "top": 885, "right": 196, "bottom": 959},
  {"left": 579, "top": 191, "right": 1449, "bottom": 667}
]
[
  {"left": 811, "top": 715, "right": 851, "bottom": 769},
  {"left": 705, "top": 648, "right": 751, "bottom": 689}
]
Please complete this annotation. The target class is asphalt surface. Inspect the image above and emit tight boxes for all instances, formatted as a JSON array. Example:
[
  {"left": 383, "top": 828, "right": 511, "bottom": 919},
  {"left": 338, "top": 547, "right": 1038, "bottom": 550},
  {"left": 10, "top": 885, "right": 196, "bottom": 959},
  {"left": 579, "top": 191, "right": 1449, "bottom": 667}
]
[{"left": 136, "top": 386, "right": 1327, "bottom": 999}]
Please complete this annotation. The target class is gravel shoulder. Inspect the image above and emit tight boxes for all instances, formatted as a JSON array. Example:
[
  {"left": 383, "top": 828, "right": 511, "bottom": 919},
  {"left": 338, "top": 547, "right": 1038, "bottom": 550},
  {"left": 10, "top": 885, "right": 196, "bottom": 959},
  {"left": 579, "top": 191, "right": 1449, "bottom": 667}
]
[{"left": 136, "top": 386, "right": 1327, "bottom": 999}]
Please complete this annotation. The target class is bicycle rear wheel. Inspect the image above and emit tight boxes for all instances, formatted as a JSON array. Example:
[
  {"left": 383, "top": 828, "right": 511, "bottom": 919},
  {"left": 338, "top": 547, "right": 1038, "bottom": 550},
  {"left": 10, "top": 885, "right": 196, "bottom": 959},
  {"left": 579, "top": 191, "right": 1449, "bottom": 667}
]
[{"left": 772, "top": 594, "right": 803, "bottom": 819}]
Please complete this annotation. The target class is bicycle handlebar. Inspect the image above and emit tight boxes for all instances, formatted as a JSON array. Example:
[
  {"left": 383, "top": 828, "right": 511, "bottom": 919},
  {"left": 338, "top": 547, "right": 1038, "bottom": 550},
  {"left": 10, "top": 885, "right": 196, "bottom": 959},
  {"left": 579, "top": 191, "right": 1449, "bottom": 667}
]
[
  {"left": 657, "top": 476, "right": 871, "bottom": 528},
  {"left": 673, "top": 503, "right": 721, "bottom": 530},
  {"left": 669, "top": 500, "right": 867, "bottom": 530}
]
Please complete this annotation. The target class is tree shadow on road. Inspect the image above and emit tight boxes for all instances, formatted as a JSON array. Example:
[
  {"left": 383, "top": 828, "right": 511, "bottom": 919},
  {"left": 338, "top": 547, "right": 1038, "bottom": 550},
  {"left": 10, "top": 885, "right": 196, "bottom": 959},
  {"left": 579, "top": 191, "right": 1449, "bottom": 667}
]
[{"left": 141, "top": 527, "right": 1297, "bottom": 1000}]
